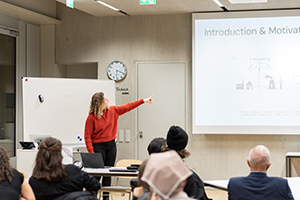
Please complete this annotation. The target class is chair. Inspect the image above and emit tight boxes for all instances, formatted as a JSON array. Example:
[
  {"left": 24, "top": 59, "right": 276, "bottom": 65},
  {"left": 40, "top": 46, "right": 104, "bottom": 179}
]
[{"left": 98, "top": 159, "right": 142, "bottom": 200}]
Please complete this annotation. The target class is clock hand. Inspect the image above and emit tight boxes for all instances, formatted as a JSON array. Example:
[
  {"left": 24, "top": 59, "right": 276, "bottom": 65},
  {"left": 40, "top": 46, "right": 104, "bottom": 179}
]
[{"left": 116, "top": 70, "right": 125, "bottom": 75}]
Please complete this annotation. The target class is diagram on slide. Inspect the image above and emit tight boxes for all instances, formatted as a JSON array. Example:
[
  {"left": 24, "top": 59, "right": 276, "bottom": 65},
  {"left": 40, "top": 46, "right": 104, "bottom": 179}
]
[{"left": 236, "top": 62, "right": 286, "bottom": 92}]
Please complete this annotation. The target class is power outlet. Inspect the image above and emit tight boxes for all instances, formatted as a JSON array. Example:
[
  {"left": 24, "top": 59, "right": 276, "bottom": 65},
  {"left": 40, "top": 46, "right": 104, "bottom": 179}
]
[
  {"left": 118, "top": 129, "right": 124, "bottom": 142},
  {"left": 125, "top": 130, "right": 130, "bottom": 142}
]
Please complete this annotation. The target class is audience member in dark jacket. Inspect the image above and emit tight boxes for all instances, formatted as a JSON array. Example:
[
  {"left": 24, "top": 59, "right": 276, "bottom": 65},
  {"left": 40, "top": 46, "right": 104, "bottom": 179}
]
[
  {"left": 161, "top": 125, "right": 212, "bottom": 200},
  {"left": 228, "top": 145, "right": 294, "bottom": 200},
  {"left": 29, "top": 137, "right": 100, "bottom": 200}
]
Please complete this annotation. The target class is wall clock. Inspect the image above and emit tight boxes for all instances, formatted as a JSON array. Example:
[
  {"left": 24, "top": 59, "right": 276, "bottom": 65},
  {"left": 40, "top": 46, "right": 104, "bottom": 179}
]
[{"left": 107, "top": 61, "right": 127, "bottom": 82}]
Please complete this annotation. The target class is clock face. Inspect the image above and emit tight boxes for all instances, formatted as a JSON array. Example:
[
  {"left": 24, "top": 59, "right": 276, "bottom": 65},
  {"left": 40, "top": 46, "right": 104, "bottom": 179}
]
[{"left": 107, "top": 61, "right": 127, "bottom": 81}]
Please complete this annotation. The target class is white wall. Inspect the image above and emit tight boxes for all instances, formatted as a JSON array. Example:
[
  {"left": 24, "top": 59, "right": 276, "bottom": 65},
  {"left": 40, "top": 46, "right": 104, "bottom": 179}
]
[
  {"left": 0, "top": 0, "right": 57, "bottom": 164},
  {"left": 54, "top": 3, "right": 300, "bottom": 180},
  {"left": 55, "top": 2, "right": 192, "bottom": 169},
  {"left": 27, "top": 23, "right": 40, "bottom": 77},
  {"left": 2, "top": 0, "right": 300, "bottom": 180}
]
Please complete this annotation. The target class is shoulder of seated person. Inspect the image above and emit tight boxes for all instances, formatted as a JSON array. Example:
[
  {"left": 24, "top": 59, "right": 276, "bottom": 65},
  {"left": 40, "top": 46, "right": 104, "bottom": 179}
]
[{"left": 65, "top": 164, "right": 81, "bottom": 171}]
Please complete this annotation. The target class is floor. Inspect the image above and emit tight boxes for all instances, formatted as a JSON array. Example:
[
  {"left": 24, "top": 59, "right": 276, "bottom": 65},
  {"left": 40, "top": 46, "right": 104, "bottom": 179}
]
[{"left": 99, "top": 188, "right": 228, "bottom": 200}]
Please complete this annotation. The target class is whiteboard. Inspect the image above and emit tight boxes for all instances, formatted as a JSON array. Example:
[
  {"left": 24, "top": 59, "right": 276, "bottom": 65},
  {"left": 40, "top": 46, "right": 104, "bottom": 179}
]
[{"left": 22, "top": 77, "right": 115, "bottom": 144}]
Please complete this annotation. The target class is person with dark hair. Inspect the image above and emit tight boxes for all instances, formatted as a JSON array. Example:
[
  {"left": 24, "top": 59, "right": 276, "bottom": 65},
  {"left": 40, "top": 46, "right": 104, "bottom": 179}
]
[
  {"left": 131, "top": 137, "right": 165, "bottom": 200},
  {"left": 0, "top": 147, "right": 35, "bottom": 200},
  {"left": 161, "top": 125, "right": 211, "bottom": 200},
  {"left": 29, "top": 137, "right": 100, "bottom": 200},
  {"left": 84, "top": 92, "right": 153, "bottom": 200},
  {"left": 228, "top": 145, "right": 294, "bottom": 200},
  {"left": 147, "top": 137, "right": 166, "bottom": 155}
]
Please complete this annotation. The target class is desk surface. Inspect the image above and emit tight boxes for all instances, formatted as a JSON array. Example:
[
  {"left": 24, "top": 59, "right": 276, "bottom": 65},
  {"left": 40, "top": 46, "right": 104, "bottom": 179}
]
[
  {"left": 204, "top": 177, "right": 300, "bottom": 199},
  {"left": 83, "top": 168, "right": 138, "bottom": 177},
  {"left": 286, "top": 152, "right": 300, "bottom": 157},
  {"left": 204, "top": 180, "right": 228, "bottom": 191}
]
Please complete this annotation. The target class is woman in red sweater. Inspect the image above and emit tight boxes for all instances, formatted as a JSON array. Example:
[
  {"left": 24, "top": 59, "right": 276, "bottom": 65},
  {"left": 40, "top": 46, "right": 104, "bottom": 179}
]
[{"left": 84, "top": 92, "right": 153, "bottom": 200}]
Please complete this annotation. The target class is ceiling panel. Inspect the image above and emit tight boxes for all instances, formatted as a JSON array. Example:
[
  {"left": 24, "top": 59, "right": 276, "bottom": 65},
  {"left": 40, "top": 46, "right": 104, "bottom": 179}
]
[
  {"left": 56, "top": 0, "right": 221, "bottom": 17},
  {"left": 56, "top": 0, "right": 300, "bottom": 17}
]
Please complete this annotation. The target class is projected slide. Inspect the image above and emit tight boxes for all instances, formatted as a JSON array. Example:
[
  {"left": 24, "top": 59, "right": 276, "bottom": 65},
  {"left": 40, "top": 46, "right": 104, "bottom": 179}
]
[{"left": 193, "top": 11, "right": 300, "bottom": 134}]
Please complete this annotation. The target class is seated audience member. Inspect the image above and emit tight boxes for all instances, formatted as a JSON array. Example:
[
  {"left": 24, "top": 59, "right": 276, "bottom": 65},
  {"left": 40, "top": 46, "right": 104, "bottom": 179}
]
[
  {"left": 161, "top": 125, "right": 212, "bottom": 200},
  {"left": 0, "top": 147, "right": 35, "bottom": 200},
  {"left": 29, "top": 137, "right": 100, "bottom": 200},
  {"left": 132, "top": 137, "right": 166, "bottom": 200},
  {"left": 147, "top": 137, "right": 166, "bottom": 155},
  {"left": 141, "top": 150, "right": 193, "bottom": 200},
  {"left": 228, "top": 145, "right": 294, "bottom": 200},
  {"left": 132, "top": 160, "right": 149, "bottom": 200}
]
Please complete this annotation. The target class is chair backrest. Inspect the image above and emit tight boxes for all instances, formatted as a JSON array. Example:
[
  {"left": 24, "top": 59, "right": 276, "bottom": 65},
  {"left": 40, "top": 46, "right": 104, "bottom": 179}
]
[
  {"left": 115, "top": 159, "right": 142, "bottom": 168},
  {"left": 115, "top": 159, "right": 142, "bottom": 181},
  {"left": 53, "top": 191, "right": 98, "bottom": 200}
]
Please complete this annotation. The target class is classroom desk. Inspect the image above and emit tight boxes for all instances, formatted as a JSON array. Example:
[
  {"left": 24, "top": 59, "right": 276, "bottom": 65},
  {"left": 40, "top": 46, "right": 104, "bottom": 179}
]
[
  {"left": 204, "top": 180, "right": 228, "bottom": 191},
  {"left": 83, "top": 167, "right": 138, "bottom": 177},
  {"left": 204, "top": 177, "right": 300, "bottom": 199},
  {"left": 286, "top": 152, "right": 300, "bottom": 177}
]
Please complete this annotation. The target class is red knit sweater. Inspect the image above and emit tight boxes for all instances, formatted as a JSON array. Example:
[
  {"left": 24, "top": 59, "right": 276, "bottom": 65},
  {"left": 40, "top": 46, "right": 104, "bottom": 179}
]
[{"left": 84, "top": 99, "right": 144, "bottom": 153}]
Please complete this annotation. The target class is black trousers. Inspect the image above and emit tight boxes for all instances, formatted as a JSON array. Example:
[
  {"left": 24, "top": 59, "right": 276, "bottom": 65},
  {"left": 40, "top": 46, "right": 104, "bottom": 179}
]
[{"left": 93, "top": 140, "right": 117, "bottom": 199}]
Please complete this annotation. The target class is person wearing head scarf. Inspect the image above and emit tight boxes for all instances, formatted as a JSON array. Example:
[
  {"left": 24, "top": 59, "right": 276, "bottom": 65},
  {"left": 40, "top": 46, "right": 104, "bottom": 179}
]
[
  {"left": 161, "top": 125, "right": 212, "bottom": 200},
  {"left": 132, "top": 137, "right": 167, "bottom": 200},
  {"left": 141, "top": 150, "right": 193, "bottom": 200}
]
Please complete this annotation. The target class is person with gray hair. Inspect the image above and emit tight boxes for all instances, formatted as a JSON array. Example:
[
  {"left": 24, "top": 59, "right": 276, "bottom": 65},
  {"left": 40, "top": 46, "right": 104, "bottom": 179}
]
[
  {"left": 248, "top": 145, "right": 271, "bottom": 171},
  {"left": 228, "top": 145, "right": 294, "bottom": 200}
]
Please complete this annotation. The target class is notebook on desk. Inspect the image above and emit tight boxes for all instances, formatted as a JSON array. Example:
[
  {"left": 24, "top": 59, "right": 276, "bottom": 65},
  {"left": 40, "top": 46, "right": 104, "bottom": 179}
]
[
  {"left": 80, "top": 152, "right": 105, "bottom": 168},
  {"left": 109, "top": 167, "right": 137, "bottom": 172}
]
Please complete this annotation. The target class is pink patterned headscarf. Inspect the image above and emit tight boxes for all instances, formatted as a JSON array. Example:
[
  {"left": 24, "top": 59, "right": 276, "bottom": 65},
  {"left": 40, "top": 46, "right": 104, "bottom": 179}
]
[{"left": 141, "top": 150, "right": 192, "bottom": 199}]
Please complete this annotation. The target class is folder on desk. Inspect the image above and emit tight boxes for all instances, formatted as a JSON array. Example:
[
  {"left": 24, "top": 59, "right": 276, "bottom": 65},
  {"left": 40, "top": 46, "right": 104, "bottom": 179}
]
[{"left": 109, "top": 167, "right": 137, "bottom": 172}]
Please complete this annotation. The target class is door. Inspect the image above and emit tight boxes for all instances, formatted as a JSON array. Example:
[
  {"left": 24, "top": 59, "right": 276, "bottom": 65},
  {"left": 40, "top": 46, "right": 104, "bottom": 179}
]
[
  {"left": 137, "top": 62, "right": 186, "bottom": 161},
  {"left": 0, "top": 30, "right": 16, "bottom": 157}
]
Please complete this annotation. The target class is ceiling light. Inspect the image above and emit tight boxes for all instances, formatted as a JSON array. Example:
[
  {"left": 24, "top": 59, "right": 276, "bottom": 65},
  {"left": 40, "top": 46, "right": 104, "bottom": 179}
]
[
  {"left": 228, "top": 0, "right": 267, "bottom": 3},
  {"left": 213, "top": 0, "right": 224, "bottom": 7},
  {"left": 212, "top": 0, "right": 228, "bottom": 11},
  {"left": 95, "top": 0, "right": 119, "bottom": 11}
]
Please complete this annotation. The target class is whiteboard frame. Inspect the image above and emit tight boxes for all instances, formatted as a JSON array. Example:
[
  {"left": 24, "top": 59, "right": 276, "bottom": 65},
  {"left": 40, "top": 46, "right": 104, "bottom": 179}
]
[{"left": 22, "top": 77, "right": 115, "bottom": 144}]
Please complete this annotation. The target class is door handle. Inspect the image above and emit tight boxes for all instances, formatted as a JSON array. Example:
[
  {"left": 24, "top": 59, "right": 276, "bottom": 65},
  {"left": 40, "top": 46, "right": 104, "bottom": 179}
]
[{"left": 139, "top": 131, "right": 143, "bottom": 138}]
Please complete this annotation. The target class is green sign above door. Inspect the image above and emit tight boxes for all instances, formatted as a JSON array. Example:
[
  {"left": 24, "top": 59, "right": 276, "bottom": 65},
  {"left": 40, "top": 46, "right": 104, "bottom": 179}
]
[{"left": 140, "top": 0, "right": 156, "bottom": 5}]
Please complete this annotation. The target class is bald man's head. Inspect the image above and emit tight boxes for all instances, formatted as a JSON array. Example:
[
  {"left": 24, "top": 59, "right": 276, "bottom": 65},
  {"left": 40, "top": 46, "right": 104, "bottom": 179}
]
[{"left": 247, "top": 145, "right": 271, "bottom": 172}]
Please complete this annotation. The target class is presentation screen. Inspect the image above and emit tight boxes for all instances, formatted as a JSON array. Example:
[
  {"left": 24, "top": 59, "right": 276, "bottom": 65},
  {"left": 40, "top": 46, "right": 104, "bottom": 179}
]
[{"left": 192, "top": 10, "right": 300, "bottom": 134}]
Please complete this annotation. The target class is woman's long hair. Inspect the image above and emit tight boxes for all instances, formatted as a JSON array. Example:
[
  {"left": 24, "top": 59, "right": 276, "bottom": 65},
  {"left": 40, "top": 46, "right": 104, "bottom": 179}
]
[
  {"left": 0, "top": 147, "right": 14, "bottom": 183},
  {"left": 32, "top": 137, "right": 67, "bottom": 181},
  {"left": 89, "top": 92, "right": 105, "bottom": 118}
]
